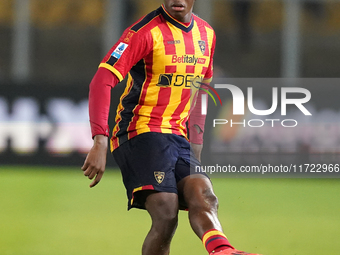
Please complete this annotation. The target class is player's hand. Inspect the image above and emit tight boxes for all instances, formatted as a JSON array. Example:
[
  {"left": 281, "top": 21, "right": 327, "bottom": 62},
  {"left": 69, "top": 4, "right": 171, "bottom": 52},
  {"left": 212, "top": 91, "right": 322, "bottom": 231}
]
[
  {"left": 191, "top": 143, "right": 203, "bottom": 162},
  {"left": 81, "top": 135, "right": 108, "bottom": 188}
]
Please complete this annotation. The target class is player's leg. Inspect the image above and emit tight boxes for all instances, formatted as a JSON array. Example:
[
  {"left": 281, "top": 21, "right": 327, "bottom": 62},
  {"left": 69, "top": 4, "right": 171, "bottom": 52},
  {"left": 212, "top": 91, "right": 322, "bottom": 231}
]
[
  {"left": 178, "top": 175, "right": 220, "bottom": 235},
  {"left": 177, "top": 175, "right": 234, "bottom": 252},
  {"left": 174, "top": 138, "right": 227, "bottom": 247},
  {"left": 178, "top": 176, "right": 262, "bottom": 255},
  {"left": 142, "top": 191, "right": 179, "bottom": 255},
  {"left": 112, "top": 133, "right": 183, "bottom": 255},
  {"left": 175, "top": 137, "right": 261, "bottom": 255}
]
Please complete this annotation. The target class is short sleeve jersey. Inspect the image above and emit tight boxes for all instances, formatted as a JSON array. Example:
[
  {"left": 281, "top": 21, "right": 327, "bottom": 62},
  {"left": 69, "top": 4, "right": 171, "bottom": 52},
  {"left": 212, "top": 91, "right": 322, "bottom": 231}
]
[{"left": 99, "top": 5, "right": 216, "bottom": 152}]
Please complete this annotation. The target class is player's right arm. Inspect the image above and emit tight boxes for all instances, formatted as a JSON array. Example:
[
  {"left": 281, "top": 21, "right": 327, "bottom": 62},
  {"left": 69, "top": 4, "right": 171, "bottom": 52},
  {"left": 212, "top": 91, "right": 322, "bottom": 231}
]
[
  {"left": 82, "top": 25, "right": 151, "bottom": 187},
  {"left": 82, "top": 67, "right": 119, "bottom": 188}
]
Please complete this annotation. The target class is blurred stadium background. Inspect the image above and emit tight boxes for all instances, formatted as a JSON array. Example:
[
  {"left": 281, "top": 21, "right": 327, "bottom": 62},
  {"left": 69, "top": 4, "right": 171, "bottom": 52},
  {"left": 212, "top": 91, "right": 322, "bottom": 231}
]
[{"left": 1, "top": 0, "right": 340, "bottom": 254}]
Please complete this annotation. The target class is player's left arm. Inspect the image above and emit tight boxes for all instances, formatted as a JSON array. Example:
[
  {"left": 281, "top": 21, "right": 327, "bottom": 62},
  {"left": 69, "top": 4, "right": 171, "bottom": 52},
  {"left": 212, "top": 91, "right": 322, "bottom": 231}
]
[
  {"left": 189, "top": 88, "right": 207, "bottom": 162},
  {"left": 189, "top": 32, "right": 216, "bottom": 162}
]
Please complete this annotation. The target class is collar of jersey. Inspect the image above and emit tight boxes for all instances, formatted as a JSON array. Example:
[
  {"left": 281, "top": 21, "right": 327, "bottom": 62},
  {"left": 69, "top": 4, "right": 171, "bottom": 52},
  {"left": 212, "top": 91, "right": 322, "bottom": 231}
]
[{"left": 160, "top": 5, "right": 194, "bottom": 33}]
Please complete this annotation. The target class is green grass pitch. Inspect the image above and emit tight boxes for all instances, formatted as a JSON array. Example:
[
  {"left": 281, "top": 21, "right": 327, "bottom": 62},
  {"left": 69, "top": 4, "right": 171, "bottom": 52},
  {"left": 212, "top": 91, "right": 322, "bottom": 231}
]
[{"left": 1, "top": 166, "right": 339, "bottom": 255}]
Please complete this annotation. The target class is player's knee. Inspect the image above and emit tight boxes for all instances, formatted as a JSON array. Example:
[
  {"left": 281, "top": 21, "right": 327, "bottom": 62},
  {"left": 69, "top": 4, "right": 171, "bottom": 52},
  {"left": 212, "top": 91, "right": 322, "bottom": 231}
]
[
  {"left": 206, "top": 190, "right": 219, "bottom": 210},
  {"left": 142, "top": 193, "right": 179, "bottom": 253},
  {"left": 146, "top": 192, "right": 179, "bottom": 226},
  {"left": 202, "top": 188, "right": 219, "bottom": 211},
  {"left": 155, "top": 207, "right": 178, "bottom": 227},
  {"left": 155, "top": 203, "right": 178, "bottom": 226},
  {"left": 150, "top": 204, "right": 178, "bottom": 236},
  {"left": 189, "top": 187, "right": 219, "bottom": 212}
]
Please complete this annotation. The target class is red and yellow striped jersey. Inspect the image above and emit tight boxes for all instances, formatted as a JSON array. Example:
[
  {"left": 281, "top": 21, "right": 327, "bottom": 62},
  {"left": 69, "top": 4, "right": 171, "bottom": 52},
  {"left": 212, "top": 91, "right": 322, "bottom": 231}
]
[{"left": 99, "top": 5, "right": 216, "bottom": 151}]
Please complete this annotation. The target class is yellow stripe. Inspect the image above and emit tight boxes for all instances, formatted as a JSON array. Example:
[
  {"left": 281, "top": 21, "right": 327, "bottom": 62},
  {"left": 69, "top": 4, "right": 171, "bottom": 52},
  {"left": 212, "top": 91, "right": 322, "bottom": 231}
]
[
  {"left": 203, "top": 77, "right": 213, "bottom": 84},
  {"left": 150, "top": 26, "right": 166, "bottom": 75},
  {"left": 134, "top": 26, "right": 164, "bottom": 135},
  {"left": 202, "top": 230, "right": 227, "bottom": 246},
  {"left": 160, "top": 21, "right": 187, "bottom": 132},
  {"left": 132, "top": 186, "right": 143, "bottom": 193},
  {"left": 206, "top": 27, "right": 215, "bottom": 56},
  {"left": 169, "top": 22, "right": 186, "bottom": 73},
  {"left": 98, "top": 63, "right": 124, "bottom": 82},
  {"left": 191, "top": 21, "right": 212, "bottom": 75},
  {"left": 191, "top": 20, "right": 204, "bottom": 57},
  {"left": 158, "top": 24, "right": 179, "bottom": 132}
]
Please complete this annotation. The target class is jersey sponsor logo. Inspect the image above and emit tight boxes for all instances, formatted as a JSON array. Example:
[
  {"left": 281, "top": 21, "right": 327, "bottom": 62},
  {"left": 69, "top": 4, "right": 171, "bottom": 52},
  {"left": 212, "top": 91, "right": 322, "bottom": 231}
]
[
  {"left": 111, "top": 42, "right": 128, "bottom": 59},
  {"left": 167, "top": 40, "right": 181, "bottom": 45},
  {"left": 172, "top": 55, "right": 206, "bottom": 65},
  {"left": 157, "top": 74, "right": 173, "bottom": 87},
  {"left": 157, "top": 74, "right": 203, "bottom": 88},
  {"left": 154, "top": 171, "right": 165, "bottom": 184},
  {"left": 198, "top": 40, "right": 206, "bottom": 55}
]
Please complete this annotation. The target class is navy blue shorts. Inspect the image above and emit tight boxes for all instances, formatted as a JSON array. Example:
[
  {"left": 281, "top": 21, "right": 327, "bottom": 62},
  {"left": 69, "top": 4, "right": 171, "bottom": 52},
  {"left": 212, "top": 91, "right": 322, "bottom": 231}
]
[{"left": 112, "top": 132, "right": 207, "bottom": 210}]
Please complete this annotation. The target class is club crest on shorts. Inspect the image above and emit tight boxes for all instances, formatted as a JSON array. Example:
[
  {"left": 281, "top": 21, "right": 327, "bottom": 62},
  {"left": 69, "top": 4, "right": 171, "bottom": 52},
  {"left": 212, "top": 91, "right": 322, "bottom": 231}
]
[
  {"left": 198, "top": 40, "right": 206, "bottom": 55},
  {"left": 154, "top": 171, "right": 165, "bottom": 184}
]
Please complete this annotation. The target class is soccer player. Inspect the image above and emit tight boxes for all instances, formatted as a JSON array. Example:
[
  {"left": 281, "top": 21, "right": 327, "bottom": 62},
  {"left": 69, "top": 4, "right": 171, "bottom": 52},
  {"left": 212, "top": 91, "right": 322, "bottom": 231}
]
[{"left": 82, "top": 1, "right": 261, "bottom": 255}]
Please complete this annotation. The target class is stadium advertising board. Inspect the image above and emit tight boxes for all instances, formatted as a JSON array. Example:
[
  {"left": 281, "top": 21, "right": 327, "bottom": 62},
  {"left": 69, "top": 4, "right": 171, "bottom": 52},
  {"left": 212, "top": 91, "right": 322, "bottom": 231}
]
[{"left": 0, "top": 83, "right": 122, "bottom": 166}]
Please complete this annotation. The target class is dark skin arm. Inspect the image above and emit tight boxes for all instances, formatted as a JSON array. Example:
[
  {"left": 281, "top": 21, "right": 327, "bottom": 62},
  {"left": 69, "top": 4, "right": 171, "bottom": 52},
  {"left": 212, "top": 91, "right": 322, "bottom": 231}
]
[
  {"left": 190, "top": 123, "right": 204, "bottom": 162},
  {"left": 81, "top": 135, "right": 108, "bottom": 187},
  {"left": 191, "top": 143, "right": 203, "bottom": 162}
]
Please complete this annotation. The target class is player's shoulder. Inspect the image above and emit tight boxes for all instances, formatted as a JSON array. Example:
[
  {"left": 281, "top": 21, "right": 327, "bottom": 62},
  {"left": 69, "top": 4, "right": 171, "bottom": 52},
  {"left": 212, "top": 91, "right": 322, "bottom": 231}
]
[
  {"left": 193, "top": 14, "right": 215, "bottom": 32},
  {"left": 129, "top": 7, "right": 163, "bottom": 34}
]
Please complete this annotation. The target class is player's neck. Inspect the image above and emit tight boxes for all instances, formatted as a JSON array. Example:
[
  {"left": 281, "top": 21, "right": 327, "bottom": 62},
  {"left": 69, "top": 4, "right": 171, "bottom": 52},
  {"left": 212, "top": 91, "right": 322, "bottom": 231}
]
[
  {"left": 169, "top": 12, "right": 192, "bottom": 24},
  {"left": 177, "top": 13, "right": 192, "bottom": 24},
  {"left": 162, "top": 4, "right": 193, "bottom": 24}
]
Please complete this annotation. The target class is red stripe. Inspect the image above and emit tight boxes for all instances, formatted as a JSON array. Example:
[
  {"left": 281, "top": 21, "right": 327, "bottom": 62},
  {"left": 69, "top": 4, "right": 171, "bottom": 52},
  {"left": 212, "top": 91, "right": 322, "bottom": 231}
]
[
  {"left": 131, "top": 185, "right": 155, "bottom": 207},
  {"left": 205, "top": 237, "right": 232, "bottom": 253},
  {"left": 148, "top": 87, "right": 172, "bottom": 132},
  {"left": 201, "top": 66, "right": 208, "bottom": 75},
  {"left": 186, "top": 65, "right": 195, "bottom": 74},
  {"left": 141, "top": 185, "right": 154, "bottom": 191},
  {"left": 111, "top": 137, "right": 119, "bottom": 150},
  {"left": 198, "top": 25, "right": 209, "bottom": 57},
  {"left": 159, "top": 21, "right": 176, "bottom": 55},
  {"left": 165, "top": 65, "right": 177, "bottom": 73},
  {"left": 126, "top": 132, "right": 138, "bottom": 142},
  {"left": 182, "top": 30, "right": 195, "bottom": 55},
  {"left": 169, "top": 89, "right": 191, "bottom": 133}
]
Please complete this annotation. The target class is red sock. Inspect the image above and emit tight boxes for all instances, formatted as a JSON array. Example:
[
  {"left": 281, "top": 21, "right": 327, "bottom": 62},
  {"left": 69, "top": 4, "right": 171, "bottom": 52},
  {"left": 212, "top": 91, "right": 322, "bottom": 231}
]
[
  {"left": 214, "top": 246, "right": 233, "bottom": 252},
  {"left": 202, "top": 229, "right": 234, "bottom": 253}
]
